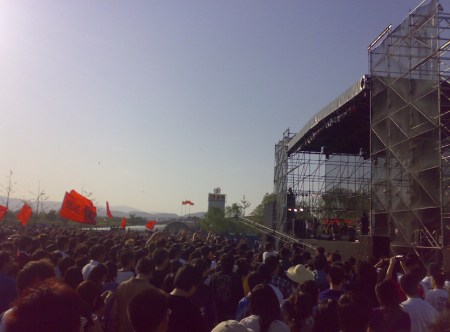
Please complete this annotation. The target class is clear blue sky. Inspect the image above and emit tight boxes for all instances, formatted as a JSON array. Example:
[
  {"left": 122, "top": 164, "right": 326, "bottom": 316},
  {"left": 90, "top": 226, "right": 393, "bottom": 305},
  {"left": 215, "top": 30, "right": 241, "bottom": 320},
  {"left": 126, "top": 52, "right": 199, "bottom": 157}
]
[{"left": 0, "top": 0, "right": 424, "bottom": 214}]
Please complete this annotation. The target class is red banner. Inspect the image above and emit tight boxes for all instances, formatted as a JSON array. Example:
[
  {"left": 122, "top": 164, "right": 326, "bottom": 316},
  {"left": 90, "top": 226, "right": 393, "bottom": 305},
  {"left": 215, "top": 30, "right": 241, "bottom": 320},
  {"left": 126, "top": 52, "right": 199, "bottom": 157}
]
[
  {"left": 0, "top": 205, "right": 7, "bottom": 221},
  {"left": 60, "top": 190, "right": 97, "bottom": 225},
  {"left": 106, "top": 201, "right": 113, "bottom": 218},
  {"left": 17, "top": 204, "right": 32, "bottom": 225},
  {"left": 182, "top": 200, "right": 194, "bottom": 206},
  {"left": 146, "top": 220, "right": 157, "bottom": 230},
  {"left": 120, "top": 217, "right": 127, "bottom": 229}
]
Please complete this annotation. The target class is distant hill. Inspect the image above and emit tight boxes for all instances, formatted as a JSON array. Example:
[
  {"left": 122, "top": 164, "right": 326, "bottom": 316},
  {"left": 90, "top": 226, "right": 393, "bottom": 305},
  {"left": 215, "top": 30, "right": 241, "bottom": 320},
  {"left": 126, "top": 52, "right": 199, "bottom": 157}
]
[{"left": 0, "top": 195, "right": 204, "bottom": 219}]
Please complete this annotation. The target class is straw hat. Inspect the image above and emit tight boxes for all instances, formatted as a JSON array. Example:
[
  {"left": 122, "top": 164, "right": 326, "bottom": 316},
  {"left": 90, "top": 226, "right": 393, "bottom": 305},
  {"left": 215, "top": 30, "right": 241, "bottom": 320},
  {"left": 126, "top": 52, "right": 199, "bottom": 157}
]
[
  {"left": 212, "top": 320, "right": 254, "bottom": 332},
  {"left": 286, "top": 264, "right": 315, "bottom": 284}
]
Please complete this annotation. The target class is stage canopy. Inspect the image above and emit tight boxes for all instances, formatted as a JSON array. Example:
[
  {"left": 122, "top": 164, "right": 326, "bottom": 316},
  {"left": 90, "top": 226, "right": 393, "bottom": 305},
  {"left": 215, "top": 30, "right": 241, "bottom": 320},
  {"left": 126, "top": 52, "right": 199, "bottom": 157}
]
[{"left": 287, "top": 75, "right": 371, "bottom": 156}]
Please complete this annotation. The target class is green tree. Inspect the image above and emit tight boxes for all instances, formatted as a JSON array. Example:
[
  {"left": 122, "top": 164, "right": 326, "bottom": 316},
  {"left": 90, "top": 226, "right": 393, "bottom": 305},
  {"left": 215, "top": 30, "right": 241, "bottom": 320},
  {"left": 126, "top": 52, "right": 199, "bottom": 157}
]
[
  {"left": 250, "top": 193, "right": 276, "bottom": 223},
  {"left": 225, "top": 203, "right": 243, "bottom": 218}
]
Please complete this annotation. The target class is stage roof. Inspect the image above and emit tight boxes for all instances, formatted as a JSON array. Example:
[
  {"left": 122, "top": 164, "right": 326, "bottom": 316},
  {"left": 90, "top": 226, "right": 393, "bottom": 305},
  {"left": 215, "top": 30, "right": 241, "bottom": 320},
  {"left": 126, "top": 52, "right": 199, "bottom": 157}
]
[{"left": 287, "top": 75, "right": 371, "bottom": 156}]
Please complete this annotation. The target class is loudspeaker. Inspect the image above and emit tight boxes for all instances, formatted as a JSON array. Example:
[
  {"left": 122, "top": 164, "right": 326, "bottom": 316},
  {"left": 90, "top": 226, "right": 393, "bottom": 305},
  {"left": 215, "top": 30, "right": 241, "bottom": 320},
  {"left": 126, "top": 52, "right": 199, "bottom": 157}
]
[{"left": 372, "top": 236, "right": 390, "bottom": 258}]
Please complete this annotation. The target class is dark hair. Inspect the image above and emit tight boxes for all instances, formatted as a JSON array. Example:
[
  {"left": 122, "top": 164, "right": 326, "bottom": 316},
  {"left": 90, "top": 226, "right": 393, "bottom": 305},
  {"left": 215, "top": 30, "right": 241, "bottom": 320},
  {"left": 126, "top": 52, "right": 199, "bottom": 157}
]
[
  {"left": 173, "top": 264, "right": 202, "bottom": 291},
  {"left": 119, "top": 250, "right": 135, "bottom": 268},
  {"left": 219, "top": 253, "right": 234, "bottom": 274},
  {"left": 58, "top": 256, "right": 75, "bottom": 277},
  {"left": 284, "top": 293, "right": 314, "bottom": 332},
  {"left": 136, "top": 257, "right": 154, "bottom": 276},
  {"left": 248, "top": 284, "right": 281, "bottom": 332},
  {"left": 64, "top": 266, "right": 83, "bottom": 289},
  {"left": 89, "top": 245, "right": 106, "bottom": 261},
  {"left": 87, "top": 263, "right": 108, "bottom": 285},
  {"left": 5, "top": 279, "right": 82, "bottom": 332},
  {"left": 128, "top": 288, "right": 168, "bottom": 332},
  {"left": 56, "top": 236, "right": 68, "bottom": 250},
  {"left": 76, "top": 280, "right": 102, "bottom": 311},
  {"left": 17, "top": 259, "right": 56, "bottom": 294},
  {"left": 400, "top": 273, "right": 419, "bottom": 297},
  {"left": 313, "top": 255, "right": 327, "bottom": 271},
  {"left": 337, "top": 291, "right": 371, "bottom": 332},
  {"left": 299, "top": 280, "right": 319, "bottom": 304},
  {"left": 375, "top": 280, "right": 399, "bottom": 308},
  {"left": 152, "top": 248, "right": 168, "bottom": 266},
  {"left": 432, "top": 272, "right": 445, "bottom": 288},
  {"left": 248, "top": 271, "right": 264, "bottom": 291},
  {"left": 328, "top": 265, "right": 346, "bottom": 285},
  {"left": 104, "top": 260, "right": 118, "bottom": 282},
  {"left": 0, "top": 251, "right": 11, "bottom": 270}
]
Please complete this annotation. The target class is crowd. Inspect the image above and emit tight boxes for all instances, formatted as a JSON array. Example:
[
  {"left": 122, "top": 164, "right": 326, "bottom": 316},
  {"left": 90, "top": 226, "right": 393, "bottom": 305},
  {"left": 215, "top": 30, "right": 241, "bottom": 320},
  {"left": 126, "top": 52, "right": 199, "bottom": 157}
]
[{"left": 0, "top": 223, "right": 449, "bottom": 332}]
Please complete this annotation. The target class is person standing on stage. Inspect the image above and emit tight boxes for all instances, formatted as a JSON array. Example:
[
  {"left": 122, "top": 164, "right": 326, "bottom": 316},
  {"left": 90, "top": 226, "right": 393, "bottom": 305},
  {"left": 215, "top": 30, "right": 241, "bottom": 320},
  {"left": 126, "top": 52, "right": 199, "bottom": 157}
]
[{"left": 361, "top": 212, "right": 369, "bottom": 235}]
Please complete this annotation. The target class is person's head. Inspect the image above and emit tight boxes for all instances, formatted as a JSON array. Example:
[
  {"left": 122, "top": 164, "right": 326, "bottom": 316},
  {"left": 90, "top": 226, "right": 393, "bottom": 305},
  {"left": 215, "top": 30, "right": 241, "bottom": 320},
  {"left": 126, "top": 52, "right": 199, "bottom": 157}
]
[
  {"left": 173, "top": 264, "right": 202, "bottom": 295},
  {"left": 89, "top": 244, "right": 106, "bottom": 262},
  {"left": 247, "top": 271, "right": 264, "bottom": 291},
  {"left": 152, "top": 248, "right": 169, "bottom": 268},
  {"left": 56, "top": 236, "right": 69, "bottom": 251},
  {"left": 337, "top": 291, "right": 371, "bottom": 332},
  {"left": 76, "top": 280, "right": 102, "bottom": 311},
  {"left": 400, "top": 272, "right": 420, "bottom": 297},
  {"left": 16, "top": 236, "right": 33, "bottom": 252},
  {"left": 313, "top": 255, "right": 327, "bottom": 271},
  {"left": 191, "top": 258, "right": 210, "bottom": 278},
  {"left": 431, "top": 272, "right": 445, "bottom": 289},
  {"left": 16, "top": 259, "right": 56, "bottom": 295},
  {"left": 58, "top": 256, "right": 75, "bottom": 277},
  {"left": 104, "top": 260, "right": 118, "bottom": 282},
  {"left": 64, "top": 266, "right": 83, "bottom": 289},
  {"left": 248, "top": 284, "right": 281, "bottom": 332},
  {"left": 136, "top": 257, "right": 155, "bottom": 278},
  {"left": 119, "top": 250, "right": 135, "bottom": 270},
  {"left": 327, "top": 264, "right": 346, "bottom": 287},
  {"left": 87, "top": 263, "right": 108, "bottom": 285},
  {"left": 219, "top": 253, "right": 234, "bottom": 274},
  {"left": 128, "top": 288, "right": 169, "bottom": 332},
  {"left": 375, "top": 280, "right": 400, "bottom": 308},
  {"left": 264, "top": 255, "right": 279, "bottom": 276},
  {"left": 4, "top": 279, "right": 82, "bottom": 332},
  {"left": 298, "top": 280, "right": 319, "bottom": 304},
  {"left": 283, "top": 292, "right": 314, "bottom": 332},
  {"left": 0, "top": 250, "right": 13, "bottom": 272}
]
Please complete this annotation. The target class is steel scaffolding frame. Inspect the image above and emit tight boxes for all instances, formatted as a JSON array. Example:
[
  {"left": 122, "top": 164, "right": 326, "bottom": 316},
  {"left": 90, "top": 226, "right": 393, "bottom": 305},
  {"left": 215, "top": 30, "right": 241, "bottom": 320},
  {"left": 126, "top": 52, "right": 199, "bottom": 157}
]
[{"left": 369, "top": 0, "right": 450, "bottom": 257}]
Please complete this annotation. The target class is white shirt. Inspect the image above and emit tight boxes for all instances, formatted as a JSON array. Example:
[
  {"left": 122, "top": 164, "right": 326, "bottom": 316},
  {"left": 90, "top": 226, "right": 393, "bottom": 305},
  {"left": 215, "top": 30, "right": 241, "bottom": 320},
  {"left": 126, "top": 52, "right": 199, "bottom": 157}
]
[
  {"left": 425, "top": 288, "right": 449, "bottom": 312},
  {"left": 115, "top": 270, "right": 134, "bottom": 284},
  {"left": 240, "top": 315, "right": 290, "bottom": 332},
  {"left": 82, "top": 260, "right": 100, "bottom": 280},
  {"left": 401, "top": 297, "right": 439, "bottom": 332}
]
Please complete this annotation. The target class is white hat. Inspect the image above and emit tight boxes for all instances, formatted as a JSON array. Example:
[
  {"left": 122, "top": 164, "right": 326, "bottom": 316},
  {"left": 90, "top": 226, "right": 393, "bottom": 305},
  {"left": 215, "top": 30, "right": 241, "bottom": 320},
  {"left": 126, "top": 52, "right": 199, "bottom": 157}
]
[
  {"left": 286, "top": 264, "right": 315, "bottom": 284},
  {"left": 212, "top": 320, "right": 254, "bottom": 332}
]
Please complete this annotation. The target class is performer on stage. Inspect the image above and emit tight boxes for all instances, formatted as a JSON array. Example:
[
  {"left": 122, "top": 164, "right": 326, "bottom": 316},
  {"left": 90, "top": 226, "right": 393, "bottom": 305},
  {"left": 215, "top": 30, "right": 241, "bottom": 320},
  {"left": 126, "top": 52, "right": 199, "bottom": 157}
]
[{"left": 360, "top": 212, "right": 369, "bottom": 235}]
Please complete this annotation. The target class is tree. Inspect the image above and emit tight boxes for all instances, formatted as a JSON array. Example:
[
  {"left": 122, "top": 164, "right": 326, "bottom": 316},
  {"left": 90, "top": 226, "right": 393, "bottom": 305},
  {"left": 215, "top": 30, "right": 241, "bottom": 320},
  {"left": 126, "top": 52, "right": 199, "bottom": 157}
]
[
  {"left": 240, "top": 195, "right": 251, "bottom": 216},
  {"left": 30, "top": 182, "right": 49, "bottom": 222},
  {"left": 225, "top": 203, "right": 243, "bottom": 218},
  {"left": 0, "top": 170, "right": 16, "bottom": 222},
  {"left": 250, "top": 193, "right": 276, "bottom": 222}
]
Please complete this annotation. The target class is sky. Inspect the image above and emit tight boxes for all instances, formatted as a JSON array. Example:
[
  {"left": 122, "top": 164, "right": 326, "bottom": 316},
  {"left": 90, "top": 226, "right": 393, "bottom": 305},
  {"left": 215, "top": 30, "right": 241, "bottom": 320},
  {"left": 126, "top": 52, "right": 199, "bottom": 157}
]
[{"left": 0, "top": 0, "right": 426, "bottom": 215}]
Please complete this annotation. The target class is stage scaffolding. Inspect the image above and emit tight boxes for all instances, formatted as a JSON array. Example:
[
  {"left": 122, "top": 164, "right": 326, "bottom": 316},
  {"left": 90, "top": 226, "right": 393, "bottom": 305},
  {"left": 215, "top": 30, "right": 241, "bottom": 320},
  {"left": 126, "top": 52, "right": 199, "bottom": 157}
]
[
  {"left": 273, "top": 0, "right": 450, "bottom": 263},
  {"left": 369, "top": 0, "right": 450, "bottom": 257}
]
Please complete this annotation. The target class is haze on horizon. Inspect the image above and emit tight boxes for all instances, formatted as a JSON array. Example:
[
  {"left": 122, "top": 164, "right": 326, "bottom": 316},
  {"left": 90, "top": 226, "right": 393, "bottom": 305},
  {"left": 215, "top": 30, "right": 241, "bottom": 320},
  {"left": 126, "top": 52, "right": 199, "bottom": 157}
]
[{"left": 0, "top": 0, "right": 423, "bottom": 214}]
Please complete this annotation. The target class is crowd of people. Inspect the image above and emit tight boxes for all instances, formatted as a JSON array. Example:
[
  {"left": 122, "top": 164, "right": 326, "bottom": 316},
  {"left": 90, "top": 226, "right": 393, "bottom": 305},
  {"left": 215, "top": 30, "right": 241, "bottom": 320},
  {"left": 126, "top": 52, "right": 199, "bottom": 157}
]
[{"left": 0, "top": 223, "right": 449, "bottom": 332}]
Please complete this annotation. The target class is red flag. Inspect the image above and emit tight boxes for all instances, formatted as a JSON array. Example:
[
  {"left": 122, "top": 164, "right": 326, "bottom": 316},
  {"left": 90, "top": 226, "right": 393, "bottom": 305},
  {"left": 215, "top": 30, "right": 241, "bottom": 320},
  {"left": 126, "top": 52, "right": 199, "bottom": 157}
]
[
  {"left": 186, "top": 200, "right": 194, "bottom": 206},
  {"left": 17, "top": 204, "right": 32, "bottom": 225},
  {"left": 146, "top": 220, "right": 157, "bottom": 230},
  {"left": 120, "top": 217, "right": 127, "bottom": 229},
  {"left": 0, "top": 205, "right": 8, "bottom": 221},
  {"left": 60, "top": 190, "right": 97, "bottom": 225},
  {"left": 182, "top": 201, "right": 187, "bottom": 205},
  {"left": 106, "top": 201, "right": 113, "bottom": 218}
]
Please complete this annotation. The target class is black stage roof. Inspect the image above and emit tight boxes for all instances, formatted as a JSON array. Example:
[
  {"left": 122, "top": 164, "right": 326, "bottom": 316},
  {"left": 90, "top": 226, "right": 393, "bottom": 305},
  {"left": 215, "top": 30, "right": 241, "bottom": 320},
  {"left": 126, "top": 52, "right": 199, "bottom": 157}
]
[{"left": 287, "top": 75, "right": 371, "bottom": 157}]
